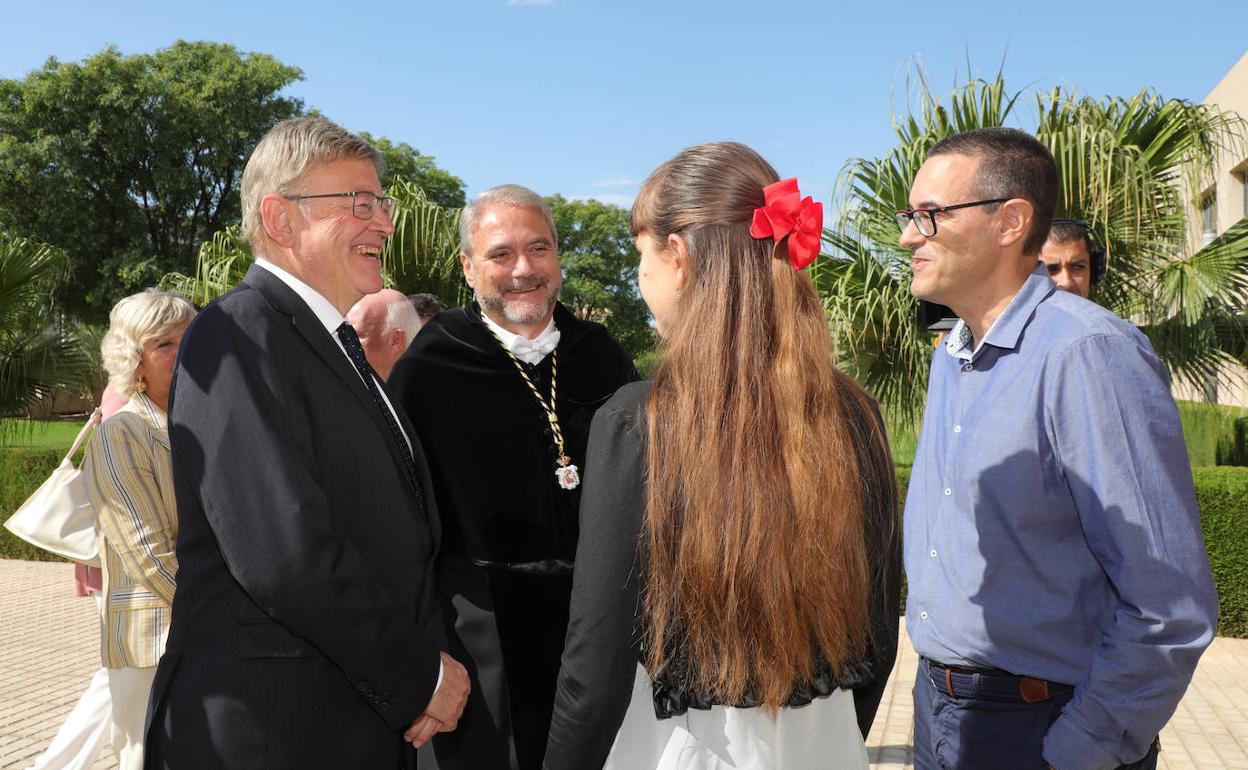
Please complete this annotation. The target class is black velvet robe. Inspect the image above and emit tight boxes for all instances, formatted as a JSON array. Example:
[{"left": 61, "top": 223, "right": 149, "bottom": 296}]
[{"left": 388, "top": 302, "right": 638, "bottom": 770}]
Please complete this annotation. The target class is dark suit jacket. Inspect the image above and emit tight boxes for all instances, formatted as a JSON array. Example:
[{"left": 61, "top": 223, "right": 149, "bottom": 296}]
[{"left": 146, "top": 265, "right": 444, "bottom": 769}]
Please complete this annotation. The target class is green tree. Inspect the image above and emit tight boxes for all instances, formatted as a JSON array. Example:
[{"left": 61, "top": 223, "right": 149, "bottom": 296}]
[
  {"left": 820, "top": 71, "right": 1248, "bottom": 427},
  {"left": 359, "top": 132, "right": 467, "bottom": 210},
  {"left": 0, "top": 231, "right": 90, "bottom": 419},
  {"left": 0, "top": 41, "right": 303, "bottom": 321},
  {"left": 383, "top": 179, "right": 469, "bottom": 306},
  {"left": 547, "top": 195, "right": 654, "bottom": 358}
]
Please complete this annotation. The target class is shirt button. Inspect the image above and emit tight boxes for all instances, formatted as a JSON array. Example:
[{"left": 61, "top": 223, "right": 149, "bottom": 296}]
[
  {"left": 920, "top": 611, "right": 929, "bottom": 620},
  {"left": 962, "top": 363, "right": 973, "bottom": 372},
  {"left": 944, "top": 488, "right": 952, "bottom": 496},
  {"left": 930, "top": 549, "right": 937, "bottom": 557},
  {"left": 953, "top": 425, "right": 962, "bottom": 433}
]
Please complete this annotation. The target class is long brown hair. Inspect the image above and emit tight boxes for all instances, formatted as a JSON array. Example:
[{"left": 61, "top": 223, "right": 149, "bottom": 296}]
[{"left": 632, "top": 142, "right": 893, "bottom": 709}]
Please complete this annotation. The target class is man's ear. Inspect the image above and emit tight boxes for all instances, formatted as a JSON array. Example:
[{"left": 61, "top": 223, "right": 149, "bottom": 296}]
[
  {"left": 666, "top": 233, "right": 690, "bottom": 293},
  {"left": 460, "top": 252, "right": 477, "bottom": 289},
  {"left": 261, "top": 194, "right": 296, "bottom": 248},
  {"left": 997, "top": 198, "right": 1034, "bottom": 250},
  {"left": 389, "top": 328, "right": 408, "bottom": 354}
]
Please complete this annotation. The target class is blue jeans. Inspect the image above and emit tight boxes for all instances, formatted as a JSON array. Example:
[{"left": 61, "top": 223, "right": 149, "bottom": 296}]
[{"left": 912, "top": 659, "right": 1159, "bottom": 770}]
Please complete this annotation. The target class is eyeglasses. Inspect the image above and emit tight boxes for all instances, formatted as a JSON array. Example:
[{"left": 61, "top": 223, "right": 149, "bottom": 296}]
[
  {"left": 895, "top": 198, "right": 1008, "bottom": 237},
  {"left": 284, "top": 191, "right": 397, "bottom": 220}
]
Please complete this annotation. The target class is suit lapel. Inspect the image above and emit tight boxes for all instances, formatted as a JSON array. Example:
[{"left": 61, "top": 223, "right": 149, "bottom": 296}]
[
  {"left": 242, "top": 267, "right": 426, "bottom": 505},
  {"left": 386, "top": 392, "right": 440, "bottom": 548}
]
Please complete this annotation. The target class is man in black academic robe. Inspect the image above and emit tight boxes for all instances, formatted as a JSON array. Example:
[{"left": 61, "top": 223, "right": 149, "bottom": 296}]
[{"left": 389, "top": 185, "right": 637, "bottom": 770}]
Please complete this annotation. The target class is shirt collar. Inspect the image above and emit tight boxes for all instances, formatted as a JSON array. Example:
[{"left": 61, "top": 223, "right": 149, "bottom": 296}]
[
  {"left": 254, "top": 259, "right": 346, "bottom": 336},
  {"left": 944, "top": 263, "right": 1056, "bottom": 361},
  {"left": 480, "top": 312, "right": 560, "bottom": 365},
  {"left": 129, "top": 391, "right": 168, "bottom": 431}
]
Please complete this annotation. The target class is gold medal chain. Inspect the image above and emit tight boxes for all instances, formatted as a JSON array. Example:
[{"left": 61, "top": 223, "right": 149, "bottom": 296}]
[{"left": 486, "top": 329, "right": 569, "bottom": 463}]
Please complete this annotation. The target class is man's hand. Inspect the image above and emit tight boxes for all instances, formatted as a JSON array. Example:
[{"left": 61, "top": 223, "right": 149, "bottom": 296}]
[{"left": 404, "top": 652, "right": 470, "bottom": 748}]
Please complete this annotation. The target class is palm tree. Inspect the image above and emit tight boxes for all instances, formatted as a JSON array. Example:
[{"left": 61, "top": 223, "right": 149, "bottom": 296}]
[
  {"left": 0, "top": 230, "right": 91, "bottom": 420},
  {"left": 160, "top": 226, "right": 252, "bottom": 306},
  {"left": 820, "top": 71, "right": 1248, "bottom": 429},
  {"left": 160, "top": 177, "right": 466, "bottom": 307},
  {"left": 384, "top": 178, "right": 468, "bottom": 306}
]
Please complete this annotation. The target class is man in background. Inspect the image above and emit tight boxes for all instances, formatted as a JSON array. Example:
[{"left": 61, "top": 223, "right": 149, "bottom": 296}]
[
  {"left": 409, "top": 292, "right": 448, "bottom": 326},
  {"left": 1040, "top": 218, "right": 1103, "bottom": 298},
  {"left": 347, "top": 288, "right": 423, "bottom": 381}
]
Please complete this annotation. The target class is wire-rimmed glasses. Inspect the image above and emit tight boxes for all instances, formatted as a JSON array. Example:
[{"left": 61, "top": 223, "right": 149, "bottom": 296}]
[{"left": 284, "top": 191, "right": 397, "bottom": 220}]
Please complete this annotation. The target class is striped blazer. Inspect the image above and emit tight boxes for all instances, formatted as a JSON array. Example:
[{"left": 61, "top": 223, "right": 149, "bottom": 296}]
[{"left": 85, "top": 392, "right": 178, "bottom": 668}]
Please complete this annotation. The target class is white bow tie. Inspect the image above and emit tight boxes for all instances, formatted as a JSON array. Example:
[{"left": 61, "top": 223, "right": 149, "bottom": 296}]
[{"left": 509, "top": 332, "right": 560, "bottom": 365}]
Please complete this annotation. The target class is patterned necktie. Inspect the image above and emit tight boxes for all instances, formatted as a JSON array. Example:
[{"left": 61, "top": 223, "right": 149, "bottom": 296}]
[{"left": 336, "top": 322, "right": 425, "bottom": 509}]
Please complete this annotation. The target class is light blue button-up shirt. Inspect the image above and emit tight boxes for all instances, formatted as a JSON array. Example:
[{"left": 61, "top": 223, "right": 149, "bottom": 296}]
[{"left": 905, "top": 264, "right": 1218, "bottom": 770}]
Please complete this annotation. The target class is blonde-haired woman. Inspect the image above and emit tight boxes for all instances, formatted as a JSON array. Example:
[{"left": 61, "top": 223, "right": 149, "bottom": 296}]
[
  {"left": 545, "top": 143, "right": 901, "bottom": 769},
  {"left": 87, "top": 289, "right": 194, "bottom": 770}
]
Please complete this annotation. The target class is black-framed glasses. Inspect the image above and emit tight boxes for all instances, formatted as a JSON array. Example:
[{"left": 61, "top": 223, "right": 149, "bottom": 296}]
[
  {"left": 284, "top": 191, "right": 397, "bottom": 220},
  {"left": 895, "top": 198, "right": 1008, "bottom": 237}
]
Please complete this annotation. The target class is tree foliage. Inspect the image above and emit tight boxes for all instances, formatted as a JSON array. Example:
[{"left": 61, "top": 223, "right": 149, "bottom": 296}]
[
  {"left": 0, "top": 41, "right": 304, "bottom": 321},
  {"left": 0, "top": 231, "right": 90, "bottom": 418},
  {"left": 547, "top": 195, "right": 653, "bottom": 358},
  {"left": 360, "top": 132, "right": 467, "bottom": 210},
  {"left": 382, "top": 178, "right": 468, "bottom": 306},
  {"left": 821, "top": 70, "right": 1248, "bottom": 427}
]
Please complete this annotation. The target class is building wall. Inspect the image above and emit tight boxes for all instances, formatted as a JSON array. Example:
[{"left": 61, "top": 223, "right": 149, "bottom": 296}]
[{"left": 1175, "top": 51, "right": 1248, "bottom": 407}]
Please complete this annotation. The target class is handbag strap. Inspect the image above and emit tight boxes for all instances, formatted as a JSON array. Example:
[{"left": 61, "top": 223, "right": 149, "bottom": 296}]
[{"left": 63, "top": 408, "right": 103, "bottom": 467}]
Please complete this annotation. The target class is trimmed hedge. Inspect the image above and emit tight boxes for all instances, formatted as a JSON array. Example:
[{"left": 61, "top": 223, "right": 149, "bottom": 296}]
[
  {"left": 0, "top": 446, "right": 72, "bottom": 562},
  {"left": 2, "top": 450, "right": 1244, "bottom": 637},
  {"left": 1176, "top": 401, "right": 1248, "bottom": 467},
  {"left": 1192, "top": 467, "right": 1248, "bottom": 638}
]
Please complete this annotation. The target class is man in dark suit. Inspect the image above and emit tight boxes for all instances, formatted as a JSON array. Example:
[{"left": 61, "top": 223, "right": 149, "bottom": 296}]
[{"left": 146, "top": 117, "right": 469, "bottom": 769}]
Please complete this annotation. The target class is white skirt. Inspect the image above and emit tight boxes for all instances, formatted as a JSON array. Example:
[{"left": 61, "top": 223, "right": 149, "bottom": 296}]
[{"left": 603, "top": 664, "right": 869, "bottom": 770}]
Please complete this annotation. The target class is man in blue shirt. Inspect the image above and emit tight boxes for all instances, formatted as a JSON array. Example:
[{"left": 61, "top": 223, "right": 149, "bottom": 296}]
[{"left": 898, "top": 127, "right": 1218, "bottom": 770}]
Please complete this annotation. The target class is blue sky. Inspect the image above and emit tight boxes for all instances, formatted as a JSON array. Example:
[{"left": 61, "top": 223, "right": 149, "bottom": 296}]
[{"left": 3, "top": 0, "right": 1245, "bottom": 210}]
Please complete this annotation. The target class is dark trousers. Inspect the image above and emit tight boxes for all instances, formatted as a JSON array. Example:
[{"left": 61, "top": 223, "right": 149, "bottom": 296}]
[{"left": 912, "top": 659, "right": 1159, "bottom": 770}]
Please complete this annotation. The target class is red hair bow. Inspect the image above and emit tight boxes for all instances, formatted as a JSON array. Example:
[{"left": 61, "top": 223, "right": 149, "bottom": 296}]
[{"left": 749, "top": 178, "right": 823, "bottom": 270}]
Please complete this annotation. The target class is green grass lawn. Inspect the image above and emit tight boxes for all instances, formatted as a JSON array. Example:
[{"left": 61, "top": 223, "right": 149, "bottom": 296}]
[{"left": 0, "top": 418, "right": 88, "bottom": 449}]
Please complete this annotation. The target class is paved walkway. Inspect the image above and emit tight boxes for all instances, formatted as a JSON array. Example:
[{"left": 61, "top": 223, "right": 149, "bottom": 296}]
[{"left": 2, "top": 559, "right": 1246, "bottom": 769}]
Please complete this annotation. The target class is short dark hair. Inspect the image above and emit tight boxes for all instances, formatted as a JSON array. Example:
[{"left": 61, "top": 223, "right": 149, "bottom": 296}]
[
  {"left": 928, "top": 127, "right": 1058, "bottom": 256},
  {"left": 1046, "top": 219, "right": 1093, "bottom": 256},
  {"left": 407, "top": 293, "right": 447, "bottom": 324}
]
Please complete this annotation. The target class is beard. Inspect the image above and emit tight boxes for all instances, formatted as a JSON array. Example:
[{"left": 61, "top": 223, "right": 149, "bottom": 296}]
[{"left": 477, "top": 276, "right": 559, "bottom": 326}]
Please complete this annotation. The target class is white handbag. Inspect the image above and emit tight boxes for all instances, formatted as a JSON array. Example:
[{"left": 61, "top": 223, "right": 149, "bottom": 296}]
[{"left": 3, "top": 409, "right": 102, "bottom": 564}]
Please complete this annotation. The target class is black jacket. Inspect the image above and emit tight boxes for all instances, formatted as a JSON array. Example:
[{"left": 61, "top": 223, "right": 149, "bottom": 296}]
[{"left": 147, "top": 266, "right": 444, "bottom": 769}]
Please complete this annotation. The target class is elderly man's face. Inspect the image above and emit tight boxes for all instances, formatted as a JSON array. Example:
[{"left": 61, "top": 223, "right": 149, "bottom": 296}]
[
  {"left": 461, "top": 204, "right": 561, "bottom": 336},
  {"left": 1041, "top": 238, "right": 1092, "bottom": 298},
  {"left": 345, "top": 290, "right": 410, "bottom": 381},
  {"left": 289, "top": 158, "right": 393, "bottom": 313}
]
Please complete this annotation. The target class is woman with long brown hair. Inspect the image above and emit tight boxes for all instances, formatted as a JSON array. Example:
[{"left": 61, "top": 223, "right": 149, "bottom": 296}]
[{"left": 543, "top": 142, "right": 902, "bottom": 769}]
